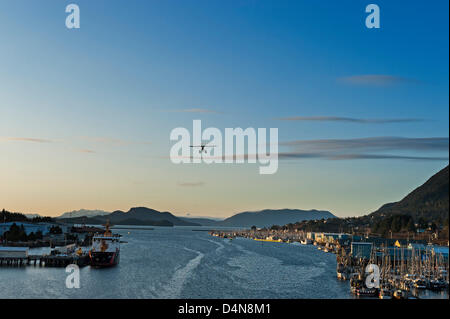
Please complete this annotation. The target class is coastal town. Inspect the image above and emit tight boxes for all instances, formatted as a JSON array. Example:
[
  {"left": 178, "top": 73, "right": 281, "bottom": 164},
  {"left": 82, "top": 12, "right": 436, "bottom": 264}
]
[
  {"left": 1, "top": 204, "right": 449, "bottom": 299},
  {"left": 209, "top": 228, "right": 449, "bottom": 299}
]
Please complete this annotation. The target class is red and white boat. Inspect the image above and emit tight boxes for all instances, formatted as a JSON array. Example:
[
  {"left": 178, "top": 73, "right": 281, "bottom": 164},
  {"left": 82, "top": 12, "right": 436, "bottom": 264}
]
[{"left": 89, "top": 221, "right": 120, "bottom": 267}]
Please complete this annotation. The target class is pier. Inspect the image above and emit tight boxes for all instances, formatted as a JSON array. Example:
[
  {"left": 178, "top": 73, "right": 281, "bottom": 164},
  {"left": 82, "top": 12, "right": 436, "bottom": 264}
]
[
  {"left": 0, "top": 246, "right": 90, "bottom": 267},
  {"left": 0, "top": 254, "right": 90, "bottom": 267}
]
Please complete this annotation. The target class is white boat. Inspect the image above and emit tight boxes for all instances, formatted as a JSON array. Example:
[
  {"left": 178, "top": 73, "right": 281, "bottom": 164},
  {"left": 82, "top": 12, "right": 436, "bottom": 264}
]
[{"left": 301, "top": 239, "right": 312, "bottom": 245}]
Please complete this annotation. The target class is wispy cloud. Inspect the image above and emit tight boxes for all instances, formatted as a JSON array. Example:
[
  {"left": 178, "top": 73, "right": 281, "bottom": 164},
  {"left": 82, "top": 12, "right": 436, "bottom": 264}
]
[
  {"left": 78, "top": 149, "right": 96, "bottom": 154},
  {"left": 178, "top": 182, "right": 205, "bottom": 187},
  {"left": 172, "top": 108, "right": 222, "bottom": 114},
  {"left": 276, "top": 116, "right": 424, "bottom": 124},
  {"left": 164, "top": 137, "right": 449, "bottom": 163},
  {"left": 81, "top": 137, "right": 127, "bottom": 145},
  {"left": 1, "top": 137, "right": 53, "bottom": 143},
  {"left": 281, "top": 137, "right": 449, "bottom": 153},
  {"left": 80, "top": 137, "right": 152, "bottom": 146},
  {"left": 338, "top": 74, "right": 419, "bottom": 86},
  {"left": 278, "top": 137, "right": 448, "bottom": 162},
  {"left": 278, "top": 152, "right": 448, "bottom": 161},
  {"left": 327, "top": 154, "right": 448, "bottom": 161},
  {"left": 169, "top": 152, "right": 448, "bottom": 162}
]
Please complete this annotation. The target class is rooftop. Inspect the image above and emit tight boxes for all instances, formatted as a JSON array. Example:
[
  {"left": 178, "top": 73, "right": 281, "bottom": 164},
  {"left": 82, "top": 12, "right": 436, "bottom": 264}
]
[{"left": 0, "top": 247, "right": 29, "bottom": 252}]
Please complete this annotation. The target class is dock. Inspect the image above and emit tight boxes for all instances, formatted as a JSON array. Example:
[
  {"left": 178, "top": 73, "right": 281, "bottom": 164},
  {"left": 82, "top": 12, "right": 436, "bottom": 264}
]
[
  {"left": 0, "top": 246, "right": 90, "bottom": 267},
  {"left": 0, "top": 254, "right": 90, "bottom": 267},
  {"left": 0, "top": 255, "right": 90, "bottom": 267}
]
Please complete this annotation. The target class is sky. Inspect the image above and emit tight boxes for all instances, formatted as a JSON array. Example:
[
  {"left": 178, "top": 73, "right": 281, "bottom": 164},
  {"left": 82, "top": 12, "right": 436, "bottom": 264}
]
[{"left": 0, "top": 0, "right": 448, "bottom": 218}]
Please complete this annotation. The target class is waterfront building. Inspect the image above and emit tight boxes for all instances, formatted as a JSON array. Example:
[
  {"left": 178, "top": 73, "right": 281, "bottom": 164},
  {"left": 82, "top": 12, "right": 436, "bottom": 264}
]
[
  {"left": 351, "top": 242, "right": 373, "bottom": 259},
  {"left": 0, "top": 247, "right": 29, "bottom": 258},
  {"left": 0, "top": 222, "right": 62, "bottom": 236},
  {"left": 408, "top": 243, "right": 426, "bottom": 250},
  {"left": 426, "top": 245, "right": 449, "bottom": 261},
  {"left": 309, "top": 232, "right": 352, "bottom": 244},
  {"left": 306, "top": 232, "right": 316, "bottom": 240},
  {"left": 323, "top": 233, "right": 351, "bottom": 242}
]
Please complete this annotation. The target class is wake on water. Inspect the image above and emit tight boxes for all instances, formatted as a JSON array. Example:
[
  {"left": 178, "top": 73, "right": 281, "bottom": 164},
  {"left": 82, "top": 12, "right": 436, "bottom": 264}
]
[{"left": 158, "top": 247, "right": 204, "bottom": 298}]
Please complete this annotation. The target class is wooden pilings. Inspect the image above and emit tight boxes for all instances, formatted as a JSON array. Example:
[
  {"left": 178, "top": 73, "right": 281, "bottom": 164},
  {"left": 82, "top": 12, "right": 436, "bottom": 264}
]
[
  {"left": 0, "top": 257, "right": 27, "bottom": 266},
  {"left": 0, "top": 255, "right": 90, "bottom": 267}
]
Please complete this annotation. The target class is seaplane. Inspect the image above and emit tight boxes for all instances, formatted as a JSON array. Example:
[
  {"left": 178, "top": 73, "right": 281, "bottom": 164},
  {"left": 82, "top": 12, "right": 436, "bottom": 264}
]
[{"left": 190, "top": 144, "right": 216, "bottom": 154}]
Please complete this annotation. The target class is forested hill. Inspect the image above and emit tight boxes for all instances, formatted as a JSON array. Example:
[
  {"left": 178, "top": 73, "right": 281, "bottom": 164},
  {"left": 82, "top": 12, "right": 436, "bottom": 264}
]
[{"left": 370, "top": 165, "right": 449, "bottom": 223}]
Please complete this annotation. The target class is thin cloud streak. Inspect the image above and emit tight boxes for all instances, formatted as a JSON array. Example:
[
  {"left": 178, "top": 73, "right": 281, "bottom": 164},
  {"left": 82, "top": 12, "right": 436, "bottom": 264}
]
[
  {"left": 277, "top": 116, "right": 424, "bottom": 124},
  {"left": 278, "top": 152, "right": 448, "bottom": 161},
  {"left": 1, "top": 137, "right": 53, "bottom": 143},
  {"left": 178, "top": 182, "right": 205, "bottom": 187},
  {"left": 281, "top": 137, "right": 449, "bottom": 152},
  {"left": 78, "top": 149, "right": 96, "bottom": 154},
  {"left": 80, "top": 137, "right": 152, "bottom": 146},
  {"left": 164, "top": 136, "right": 448, "bottom": 162},
  {"left": 172, "top": 108, "right": 222, "bottom": 114},
  {"left": 81, "top": 137, "right": 127, "bottom": 145},
  {"left": 168, "top": 152, "right": 448, "bottom": 162},
  {"left": 338, "top": 74, "right": 420, "bottom": 86}
]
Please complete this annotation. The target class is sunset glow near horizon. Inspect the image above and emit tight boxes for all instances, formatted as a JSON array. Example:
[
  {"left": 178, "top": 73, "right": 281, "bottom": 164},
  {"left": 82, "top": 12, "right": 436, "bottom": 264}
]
[{"left": 0, "top": 0, "right": 448, "bottom": 218}]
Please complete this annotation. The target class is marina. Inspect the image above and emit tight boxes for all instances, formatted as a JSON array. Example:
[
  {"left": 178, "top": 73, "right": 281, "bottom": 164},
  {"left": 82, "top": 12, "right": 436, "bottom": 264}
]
[
  {"left": 0, "top": 226, "right": 448, "bottom": 299},
  {"left": 1, "top": 223, "right": 448, "bottom": 299},
  {"left": 209, "top": 229, "right": 449, "bottom": 299}
]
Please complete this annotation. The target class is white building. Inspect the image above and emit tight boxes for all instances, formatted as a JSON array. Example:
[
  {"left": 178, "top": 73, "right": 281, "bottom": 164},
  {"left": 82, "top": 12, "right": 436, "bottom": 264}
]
[{"left": 0, "top": 247, "right": 29, "bottom": 258}]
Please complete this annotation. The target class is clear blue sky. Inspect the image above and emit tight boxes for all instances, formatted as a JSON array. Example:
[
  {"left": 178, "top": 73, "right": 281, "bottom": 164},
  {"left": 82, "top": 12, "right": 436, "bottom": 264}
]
[{"left": 0, "top": 0, "right": 448, "bottom": 217}]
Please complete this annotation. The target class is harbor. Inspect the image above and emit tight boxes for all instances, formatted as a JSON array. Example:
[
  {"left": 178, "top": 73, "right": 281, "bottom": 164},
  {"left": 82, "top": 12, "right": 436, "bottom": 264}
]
[
  {"left": 0, "top": 226, "right": 352, "bottom": 299},
  {"left": 0, "top": 221, "right": 121, "bottom": 269},
  {"left": 209, "top": 229, "right": 449, "bottom": 299},
  {"left": 0, "top": 226, "right": 447, "bottom": 299}
]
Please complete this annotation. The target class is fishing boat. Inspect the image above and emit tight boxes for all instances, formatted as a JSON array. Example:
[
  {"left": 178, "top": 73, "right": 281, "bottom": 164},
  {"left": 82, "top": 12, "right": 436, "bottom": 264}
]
[
  {"left": 253, "top": 236, "right": 282, "bottom": 243},
  {"left": 379, "top": 286, "right": 393, "bottom": 299},
  {"left": 357, "top": 287, "right": 378, "bottom": 297},
  {"left": 300, "top": 239, "right": 312, "bottom": 245},
  {"left": 413, "top": 278, "right": 427, "bottom": 289},
  {"left": 350, "top": 276, "right": 364, "bottom": 295},
  {"left": 89, "top": 221, "right": 120, "bottom": 267},
  {"left": 428, "top": 279, "right": 443, "bottom": 290},
  {"left": 393, "top": 289, "right": 408, "bottom": 299}
]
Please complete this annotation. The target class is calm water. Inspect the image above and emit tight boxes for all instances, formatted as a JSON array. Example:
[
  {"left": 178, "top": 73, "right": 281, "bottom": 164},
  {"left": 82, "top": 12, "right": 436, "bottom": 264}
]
[{"left": 0, "top": 227, "right": 447, "bottom": 299}]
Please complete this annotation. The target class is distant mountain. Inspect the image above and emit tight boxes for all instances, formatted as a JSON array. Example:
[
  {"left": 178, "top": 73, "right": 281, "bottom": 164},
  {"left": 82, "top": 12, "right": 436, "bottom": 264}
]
[
  {"left": 57, "top": 216, "right": 106, "bottom": 225},
  {"left": 111, "top": 218, "right": 173, "bottom": 227},
  {"left": 59, "top": 207, "right": 200, "bottom": 227},
  {"left": 216, "top": 209, "right": 336, "bottom": 228},
  {"left": 179, "top": 217, "right": 220, "bottom": 226},
  {"left": 24, "top": 214, "right": 41, "bottom": 219},
  {"left": 370, "top": 165, "right": 449, "bottom": 222},
  {"left": 107, "top": 207, "right": 199, "bottom": 226},
  {"left": 58, "top": 209, "right": 111, "bottom": 219},
  {"left": 178, "top": 215, "right": 224, "bottom": 221}
]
